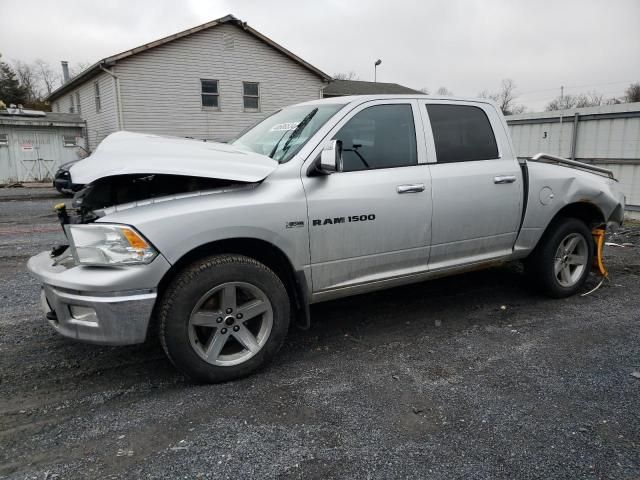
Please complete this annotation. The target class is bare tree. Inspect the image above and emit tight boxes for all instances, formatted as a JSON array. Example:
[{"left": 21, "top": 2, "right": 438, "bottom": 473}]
[
  {"left": 545, "top": 95, "right": 576, "bottom": 111},
  {"left": 332, "top": 71, "right": 360, "bottom": 81},
  {"left": 419, "top": 87, "right": 430, "bottom": 94},
  {"left": 69, "top": 61, "right": 91, "bottom": 79},
  {"left": 546, "top": 91, "right": 605, "bottom": 111},
  {"left": 575, "top": 91, "right": 604, "bottom": 108},
  {"left": 626, "top": 82, "right": 640, "bottom": 103},
  {"left": 480, "top": 79, "right": 525, "bottom": 115},
  {"left": 33, "top": 59, "right": 60, "bottom": 96},
  {"left": 436, "top": 86, "right": 454, "bottom": 96},
  {"left": 12, "top": 60, "right": 41, "bottom": 104}
]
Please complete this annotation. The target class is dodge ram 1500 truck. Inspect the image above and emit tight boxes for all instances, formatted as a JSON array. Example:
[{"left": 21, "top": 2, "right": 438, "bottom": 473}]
[{"left": 28, "top": 95, "right": 625, "bottom": 383}]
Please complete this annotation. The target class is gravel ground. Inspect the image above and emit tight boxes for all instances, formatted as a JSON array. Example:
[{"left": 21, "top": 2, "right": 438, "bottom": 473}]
[{"left": 1, "top": 189, "right": 639, "bottom": 479}]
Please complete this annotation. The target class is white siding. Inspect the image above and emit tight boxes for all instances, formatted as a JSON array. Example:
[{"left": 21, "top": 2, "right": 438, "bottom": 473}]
[
  {"left": 56, "top": 72, "right": 119, "bottom": 150},
  {"left": 115, "top": 24, "right": 325, "bottom": 141}
]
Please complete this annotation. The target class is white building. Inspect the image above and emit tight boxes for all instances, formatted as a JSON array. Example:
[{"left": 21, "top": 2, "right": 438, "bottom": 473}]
[
  {"left": 47, "top": 15, "right": 331, "bottom": 151},
  {"left": 0, "top": 108, "right": 85, "bottom": 183},
  {"left": 507, "top": 103, "right": 640, "bottom": 214}
]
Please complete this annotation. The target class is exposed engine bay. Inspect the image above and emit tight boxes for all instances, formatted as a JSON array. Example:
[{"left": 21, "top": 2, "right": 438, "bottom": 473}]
[{"left": 56, "top": 174, "right": 243, "bottom": 226}]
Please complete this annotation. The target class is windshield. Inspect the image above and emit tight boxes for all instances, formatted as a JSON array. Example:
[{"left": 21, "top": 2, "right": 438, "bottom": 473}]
[{"left": 230, "top": 104, "right": 344, "bottom": 163}]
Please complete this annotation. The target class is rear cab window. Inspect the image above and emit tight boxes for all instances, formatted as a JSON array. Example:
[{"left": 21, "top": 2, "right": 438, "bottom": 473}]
[{"left": 426, "top": 104, "right": 499, "bottom": 163}]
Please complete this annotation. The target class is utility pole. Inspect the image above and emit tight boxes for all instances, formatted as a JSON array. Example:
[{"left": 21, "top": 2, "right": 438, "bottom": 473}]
[{"left": 559, "top": 85, "right": 565, "bottom": 156}]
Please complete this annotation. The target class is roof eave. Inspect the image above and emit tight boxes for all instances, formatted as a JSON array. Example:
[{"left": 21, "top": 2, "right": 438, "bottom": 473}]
[
  {"left": 48, "top": 13, "right": 331, "bottom": 101},
  {"left": 238, "top": 22, "right": 331, "bottom": 81},
  {"left": 47, "top": 60, "right": 103, "bottom": 101}
]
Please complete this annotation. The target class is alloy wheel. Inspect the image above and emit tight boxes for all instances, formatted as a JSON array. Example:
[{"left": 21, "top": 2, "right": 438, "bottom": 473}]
[
  {"left": 553, "top": 233, "right": 588, "bottom": 287},
  {"left": 188, "top": 281, "right": 273, "bottom": 366}
]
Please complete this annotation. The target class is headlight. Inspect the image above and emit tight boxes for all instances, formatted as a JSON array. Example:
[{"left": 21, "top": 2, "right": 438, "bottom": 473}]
[{"left": 66, "top": 224, "right": 157, "bottom": 266}]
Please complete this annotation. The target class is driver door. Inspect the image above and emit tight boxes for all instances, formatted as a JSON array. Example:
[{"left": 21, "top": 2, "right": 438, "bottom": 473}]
[{"left": 302, "top": 100, "right": 432, "bottom": 294}]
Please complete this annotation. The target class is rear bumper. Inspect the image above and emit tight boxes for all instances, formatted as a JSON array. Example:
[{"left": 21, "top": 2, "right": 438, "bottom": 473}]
[{"left": 27, "top": 251, "right": 171, "bottom": 345}]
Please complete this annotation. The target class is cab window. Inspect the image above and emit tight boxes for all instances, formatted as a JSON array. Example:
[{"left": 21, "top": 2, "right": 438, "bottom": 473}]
[
  {"left": 333, "top": 104, "right": 417, "bottom": 172},
  {"left": 426, "top": 104, "right": 498, "bottom": 163}
]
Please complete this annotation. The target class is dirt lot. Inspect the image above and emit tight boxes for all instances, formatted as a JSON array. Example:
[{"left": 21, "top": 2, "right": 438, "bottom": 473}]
[{"left": 1, "top": 188, "right": 639, "bottom": 479}]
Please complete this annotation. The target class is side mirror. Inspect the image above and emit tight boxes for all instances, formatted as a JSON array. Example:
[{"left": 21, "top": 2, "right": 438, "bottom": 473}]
[{"left": 318, "top": 139, "right": 343, "bottom": 174}]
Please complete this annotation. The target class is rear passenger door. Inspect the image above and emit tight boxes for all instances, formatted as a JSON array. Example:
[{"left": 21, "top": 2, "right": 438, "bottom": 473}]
[{"left": 422, "top": 102, "right": 522, "bottom": 270}]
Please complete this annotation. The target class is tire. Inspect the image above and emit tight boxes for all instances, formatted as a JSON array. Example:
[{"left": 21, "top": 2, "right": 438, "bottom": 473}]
[
  {"left": 158, "top": 254, "right": 290, "bottom": 383},
  {"left": 525, "top": 217, "right": 594, "bottom": 298}
]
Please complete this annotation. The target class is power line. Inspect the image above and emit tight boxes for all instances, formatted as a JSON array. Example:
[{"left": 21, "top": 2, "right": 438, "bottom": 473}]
[{"left": 518, "top": 80, "right": 636, "bottom": 97}]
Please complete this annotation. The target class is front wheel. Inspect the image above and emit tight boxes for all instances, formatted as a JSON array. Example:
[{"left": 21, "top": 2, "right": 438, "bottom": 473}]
[
  {"left": 158, "top": 254, "right": 290, "bottom": 383},
  {"left": 525, "top": 218, "right": 594, "bottom": 298}
]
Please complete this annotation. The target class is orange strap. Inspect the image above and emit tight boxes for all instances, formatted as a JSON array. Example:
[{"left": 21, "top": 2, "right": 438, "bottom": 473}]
[{"left": 591, "top": 228, "right": 607, "bottom": 278}]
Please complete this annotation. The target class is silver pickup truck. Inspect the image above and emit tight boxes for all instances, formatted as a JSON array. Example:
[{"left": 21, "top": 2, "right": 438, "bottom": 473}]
[{"left": 28, "top": 95, "right": 625, "bottom": 383}]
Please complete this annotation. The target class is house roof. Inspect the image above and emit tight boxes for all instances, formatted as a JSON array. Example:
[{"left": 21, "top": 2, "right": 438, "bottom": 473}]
[
  {"left": 0, "top": 110, "right": 84, "bottom": 127},
  {"left": 48, "top": 14, "right": 332, "bottom": 101},
  {"left": 322, "top": 80, "right": 422, "bottom": 97}
]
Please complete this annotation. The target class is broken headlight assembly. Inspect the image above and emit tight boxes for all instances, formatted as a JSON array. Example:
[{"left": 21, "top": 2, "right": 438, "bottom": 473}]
[{"left": 66, "top": 224, "right": 157, "bottom": 266}]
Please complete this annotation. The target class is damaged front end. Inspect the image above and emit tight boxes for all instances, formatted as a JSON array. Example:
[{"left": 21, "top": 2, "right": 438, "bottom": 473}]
[
  {"left": 63, "top": 173, "right": 242, "bottom": 223},
  {"left": 50, "top": 173, "right": 250, "bottom": 259},
  {"left": 29, "top": 130, "right": 279, "bottom": 345}
]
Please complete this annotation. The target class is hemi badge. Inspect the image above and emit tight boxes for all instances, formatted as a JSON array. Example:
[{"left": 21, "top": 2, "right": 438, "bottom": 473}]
[{"left": 286, "top": 221, "right": 305, "bottom": 229}]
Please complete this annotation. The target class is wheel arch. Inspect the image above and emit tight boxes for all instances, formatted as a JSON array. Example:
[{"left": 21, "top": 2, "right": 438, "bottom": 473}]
[
  {"left": 551, "top": 201, "right": 606, "bottom": 228},
  {"left": 530, "top": 201, "right": 604, "bottom": 254},
  {"left": 155, "top": 237, "right": 310, "bottom": 329}
]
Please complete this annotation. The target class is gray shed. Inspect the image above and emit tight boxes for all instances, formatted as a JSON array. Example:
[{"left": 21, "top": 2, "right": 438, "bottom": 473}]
[
  {"left": 0, "top": 107, "right": 85, "bottom": 184},
  {"left": 507, "top": 102, "right": 640, "bottom": 214}
]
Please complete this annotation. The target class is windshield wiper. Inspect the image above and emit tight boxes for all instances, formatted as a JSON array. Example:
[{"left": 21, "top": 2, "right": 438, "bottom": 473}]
[
  {"left": 271, "top": 108, "right": 318, "bottom": 162},
  {"left": 268, "top": 130, "right": 290, "bottom": 159}
]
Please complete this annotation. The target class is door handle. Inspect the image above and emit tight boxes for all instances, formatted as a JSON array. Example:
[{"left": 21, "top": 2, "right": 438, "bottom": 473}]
[
  {"left": 493, "top": 175, "right": 517, "bottom": 184},
  {"left": 397, "top": 183, "right": 425, "bottom": 194}
]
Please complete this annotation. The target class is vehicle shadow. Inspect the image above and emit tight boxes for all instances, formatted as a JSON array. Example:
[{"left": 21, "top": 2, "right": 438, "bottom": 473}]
[{"left": 286, "top": 264, "right": 536, "bottom": 350}]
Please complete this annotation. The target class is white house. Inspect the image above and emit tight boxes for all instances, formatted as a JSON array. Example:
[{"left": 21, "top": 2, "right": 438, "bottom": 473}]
[{"left": 48, "top": 15, "right": 331, "bottom": 150}]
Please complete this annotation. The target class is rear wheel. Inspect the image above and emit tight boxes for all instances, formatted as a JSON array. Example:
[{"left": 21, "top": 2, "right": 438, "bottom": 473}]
[
  {"left": 159, "top": 254, "right": 290, "bottom": 383},
  {"left": 525, "top": 218, "right": 594, "bottom": 298}
]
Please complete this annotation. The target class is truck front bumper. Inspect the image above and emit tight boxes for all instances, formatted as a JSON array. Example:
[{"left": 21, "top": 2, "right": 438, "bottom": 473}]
[{"left": 27, "top": 251, "right": 172, "bottom": 345}]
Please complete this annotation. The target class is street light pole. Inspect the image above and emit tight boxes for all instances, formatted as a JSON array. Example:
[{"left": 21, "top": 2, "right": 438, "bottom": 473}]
[{"left": 374, "top": 59, "right": 382, "bottom": 82}]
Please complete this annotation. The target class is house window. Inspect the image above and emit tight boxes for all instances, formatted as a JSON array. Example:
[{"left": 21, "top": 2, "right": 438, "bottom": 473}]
[
  {"left": 63, "top": 135, "right": 76, "bottom": 147},
  {"left": 0, "top": 134, "right": 8, "bottom": 146},
  {"left": 94, "top": 81, "right": 101, "bottom": 112},
  {"left": 243, "top": 82, "right": 260, "bottom": 111},
  {"left": 55, "top": 102, "right": 60, "bottom": 113},
  {"left": 75, "top": 92, "right": 81, "bottom": 115},
  {"left": 201, "top": 79, "right": 219, "bottom": 108},
  {"left": 69, "top": 94, "right": 75, "bottom": 113}
]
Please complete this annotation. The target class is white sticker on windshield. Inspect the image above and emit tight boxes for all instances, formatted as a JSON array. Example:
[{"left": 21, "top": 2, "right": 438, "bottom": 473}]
[{"left": 270, "top": 122, "right": 300, "bottom": 132}]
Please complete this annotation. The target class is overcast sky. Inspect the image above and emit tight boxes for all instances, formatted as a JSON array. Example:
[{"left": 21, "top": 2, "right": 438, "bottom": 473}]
[{"left": 2, "top": 0, "right": 639, "bottom": 110}]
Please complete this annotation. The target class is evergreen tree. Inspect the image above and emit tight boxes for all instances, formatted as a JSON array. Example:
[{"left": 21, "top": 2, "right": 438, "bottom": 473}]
[{"left": 0, "top": 54, "right": 27, "bottom": 106}]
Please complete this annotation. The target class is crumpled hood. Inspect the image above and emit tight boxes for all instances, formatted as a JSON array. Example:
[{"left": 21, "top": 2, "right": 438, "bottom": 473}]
[{"left": 70, "top": 131, "right": 278, "bottom": 184}]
